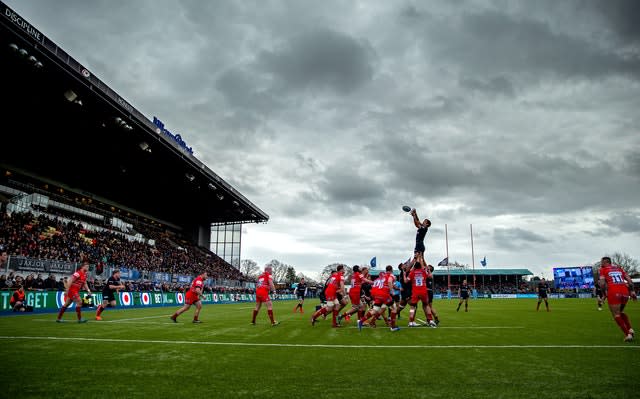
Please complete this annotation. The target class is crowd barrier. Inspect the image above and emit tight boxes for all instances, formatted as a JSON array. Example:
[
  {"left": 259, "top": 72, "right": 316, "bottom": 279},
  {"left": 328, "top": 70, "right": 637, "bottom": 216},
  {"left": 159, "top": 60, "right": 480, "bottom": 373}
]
[{"left": 0, "top": 290, "right": 296, "bottom": 313}]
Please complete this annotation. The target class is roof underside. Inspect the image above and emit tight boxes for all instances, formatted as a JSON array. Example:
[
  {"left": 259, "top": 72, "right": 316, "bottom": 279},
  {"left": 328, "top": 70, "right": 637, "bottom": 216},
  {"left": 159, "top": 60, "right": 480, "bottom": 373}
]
[{"left": 0, "top": 12, "right": 268, "bottom": 229}]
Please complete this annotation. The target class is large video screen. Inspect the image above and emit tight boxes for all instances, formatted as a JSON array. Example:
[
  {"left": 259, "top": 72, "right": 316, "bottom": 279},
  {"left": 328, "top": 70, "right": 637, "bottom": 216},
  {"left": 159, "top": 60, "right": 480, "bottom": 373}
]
[{"left": 552, "top": 266, "right": 595, "bottom": 289}]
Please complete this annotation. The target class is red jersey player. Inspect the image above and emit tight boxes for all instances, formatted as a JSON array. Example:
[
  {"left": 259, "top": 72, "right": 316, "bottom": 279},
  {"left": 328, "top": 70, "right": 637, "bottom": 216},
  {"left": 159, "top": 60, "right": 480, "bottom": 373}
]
[
  {"left": 405, "top": 254, "right": 432, "bottom": 327},
  {"left": 599, "top": 256, "right": 637, "bottom": 341},
  {"left": 251, "top": 266, "right": 279, "bottom": 326},
  {"left": 56, "top": 261, "right": 91, "bottom": 323},
  {"left": 358, "top": 265, "right": 400, "bottom": 331},
  {"left": 311, "top": 265, "right": 345, "bottom": 327},
  {"left": 170, "top": 271, "right": 208, "bottom": 323},
  {"left": 338, "top": 265, "right": 372, "bottom": 324}
]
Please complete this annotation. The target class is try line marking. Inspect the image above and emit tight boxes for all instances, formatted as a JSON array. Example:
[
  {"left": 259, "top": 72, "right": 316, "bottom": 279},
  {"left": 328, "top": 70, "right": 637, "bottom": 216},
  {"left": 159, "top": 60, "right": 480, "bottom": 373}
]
[{"left": 0, "top": 336, "right": 637, "bottom": 349}]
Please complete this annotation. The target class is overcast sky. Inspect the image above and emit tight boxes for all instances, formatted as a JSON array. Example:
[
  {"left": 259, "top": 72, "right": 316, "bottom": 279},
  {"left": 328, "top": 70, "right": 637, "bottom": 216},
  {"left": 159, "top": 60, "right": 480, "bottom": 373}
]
[{"left": 7, "top": 0, "right": 639, "bottom": 280}]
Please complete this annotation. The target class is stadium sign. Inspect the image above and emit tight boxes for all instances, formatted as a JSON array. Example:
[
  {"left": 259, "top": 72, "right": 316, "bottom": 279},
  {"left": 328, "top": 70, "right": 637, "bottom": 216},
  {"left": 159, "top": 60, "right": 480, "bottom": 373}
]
[
  {"left": 7, "top": 256, "right": 75, "bottom": 274},
  {"left": 3, "top": 4, "right": 43, "bottom": 43},
  {"left": 152, "top": 117, "right": 194, "bottom": 154}
]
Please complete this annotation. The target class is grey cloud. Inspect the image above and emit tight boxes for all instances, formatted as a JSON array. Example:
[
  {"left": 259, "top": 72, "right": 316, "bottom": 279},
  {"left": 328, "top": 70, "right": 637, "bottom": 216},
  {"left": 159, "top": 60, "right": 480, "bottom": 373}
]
[
  {"left": 316, "top": 165, "right": 387, "bottom": 211},
  {"left": 585, "top": 0, "right": 640, "bottom": 45},
  {"left": 601, "top": 212, "right": 640, "bottom": 234},
  {"left": 493, "top": 227, "right": 551, "bottom": 249},
  {"left": 258, "top": 29, "right": 375, "bottom": 94},
  {"left": 215, "top": 68, "right": 281, "bottom": 113},
  {"left": 459, "top": 76, "right": 515, "bottom": 98},
  {"left": 422, "top": 8, "right": 640, "bottom": 82}
]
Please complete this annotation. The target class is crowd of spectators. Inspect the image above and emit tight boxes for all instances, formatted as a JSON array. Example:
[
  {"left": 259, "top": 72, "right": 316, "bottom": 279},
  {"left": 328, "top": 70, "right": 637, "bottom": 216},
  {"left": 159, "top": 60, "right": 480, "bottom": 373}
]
[{"left": 0, "top": 209, "right": 249, "bottom": 292}]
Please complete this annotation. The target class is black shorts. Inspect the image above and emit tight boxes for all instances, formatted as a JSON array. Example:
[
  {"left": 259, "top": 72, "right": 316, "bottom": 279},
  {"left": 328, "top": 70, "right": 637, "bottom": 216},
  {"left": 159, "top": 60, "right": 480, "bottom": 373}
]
[
  {"left": 414, "top": 243, "right": 425, "bottom": 253},
  {"left": 102, "top": 292, "right": 116, "bottom": 302},
  {"left": 400, "top": 289, "right": 412, "bottom": 301},
  {"left": 296, "top": 294, "right": 305, "bottom": 300},
  {"left": 538, "top": 293, "right": 548, "bottom": 299},
  {"left": 428, "top": 290, "right": 434, "bottom": 303},
  {"left": 460, "top": 293, "right": 469, "bottom": 299},
  {"left": 392, "top": 294, "right": 400, "bottom": 303}
]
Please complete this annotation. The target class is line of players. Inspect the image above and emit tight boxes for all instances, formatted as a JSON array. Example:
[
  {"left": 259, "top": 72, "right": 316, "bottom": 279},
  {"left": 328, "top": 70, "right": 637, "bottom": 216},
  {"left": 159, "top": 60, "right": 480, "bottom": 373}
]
[
  {"left": 53, "top": 256, "right": 635, "bottom": 342},
  {"left": 309, "top": 253, "right": 441, "bottom": 332}
]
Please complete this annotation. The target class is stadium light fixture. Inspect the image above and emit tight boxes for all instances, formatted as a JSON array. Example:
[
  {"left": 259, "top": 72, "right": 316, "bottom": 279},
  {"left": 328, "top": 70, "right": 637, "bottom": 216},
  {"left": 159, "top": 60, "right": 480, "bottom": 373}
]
[
  {"left": 232, "top": 201, "right": 239, "bottom": 207},
  {"left": 237, "top": 209, "right": 244, "bottom": 214},
  {"left": 185, "top": 173, "right": 195, "bottom": 182},
  {"left": 113, "top": 117, "right": 133, "bottom": 130},
  {"left": 216, "top": 193, "right": 224, "bottom": 200},
  {"left": 63, "top": 90, "right": 78, "bottom": 102},
  {"left": 207, "top": 183, "right": 217, "bottom": 190},
  {"left": 250, "top": 213, "right": 257, "bottom": 218},
  {"left": 8, "top": 43, "right": 18, "bottom": 52},
  {"left": 63, "top": 90, "right": 83, "bottom": 106},
  {"left": 138, "top": 142, "right": 151, "bottom": 153}
]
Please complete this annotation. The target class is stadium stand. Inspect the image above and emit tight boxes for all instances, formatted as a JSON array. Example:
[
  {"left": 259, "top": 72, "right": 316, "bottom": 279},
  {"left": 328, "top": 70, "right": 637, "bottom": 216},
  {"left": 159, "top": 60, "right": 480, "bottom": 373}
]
[{"left": 0, "top": 2, "right": 268, "bottom": 301}]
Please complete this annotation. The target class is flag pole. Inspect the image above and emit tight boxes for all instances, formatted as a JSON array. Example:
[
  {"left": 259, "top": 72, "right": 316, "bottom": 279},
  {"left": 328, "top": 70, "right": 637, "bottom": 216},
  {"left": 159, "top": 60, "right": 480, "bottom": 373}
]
[
  {"left": 470, "top": 223, "right": 476, "bottom": 289},
  {"left": 446, "top": 223, "right": 450, "bottom": 291}
]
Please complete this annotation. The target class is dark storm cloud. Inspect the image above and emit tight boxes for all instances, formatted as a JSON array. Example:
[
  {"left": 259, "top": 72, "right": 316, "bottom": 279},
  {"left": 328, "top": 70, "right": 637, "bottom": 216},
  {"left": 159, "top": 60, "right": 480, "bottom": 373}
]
[
  {"left": 600, "top": 212, "right": 640, "bottom": 234},
  {"left": 215, "top": 68, "right": 284, "bottom": 115},
  {"left": 316, "top": 165, "right": 387, "bottom": 210},
  {"left": 418, "top": 7, "right": 640, "bottom": 82},
  {"left": 493, "top": 227, "right": 551, "bottom": 250},
  {"left": 258, "top": 29, "right": 375, "bottom": 94},
  {"left": 582, "top": 0, "right": 640, "bottom": 45},
  {"left": 366, "top": 132, "right": 640, "bottom": 217}
]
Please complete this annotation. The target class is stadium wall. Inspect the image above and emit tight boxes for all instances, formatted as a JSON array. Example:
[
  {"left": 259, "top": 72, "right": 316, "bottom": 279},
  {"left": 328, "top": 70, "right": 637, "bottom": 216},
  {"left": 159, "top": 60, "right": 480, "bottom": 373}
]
[{"left": 0, "top": 290, "right": 296, "bottom": 314}]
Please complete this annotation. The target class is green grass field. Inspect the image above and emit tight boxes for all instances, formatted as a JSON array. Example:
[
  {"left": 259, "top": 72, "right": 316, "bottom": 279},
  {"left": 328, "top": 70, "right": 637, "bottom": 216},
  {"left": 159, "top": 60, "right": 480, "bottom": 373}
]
[{"left": 1, "top": 298, "right": 638, "bottom": 399}]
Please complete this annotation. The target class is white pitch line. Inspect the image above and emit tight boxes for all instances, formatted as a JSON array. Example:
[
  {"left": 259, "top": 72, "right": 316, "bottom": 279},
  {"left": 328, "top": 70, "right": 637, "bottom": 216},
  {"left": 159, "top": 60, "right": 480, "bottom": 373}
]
[
  {"left": 414, "top": 318, "right": 523, "bottom": 329},
  {"left": 106, "top": 315, "right": 172, "bottom": 323},
  {"left": 0, "top": 336, "right": 637, "bottom": 349},
  {"left": 31, "top": 314, "right": 172, "bottom": 323}
]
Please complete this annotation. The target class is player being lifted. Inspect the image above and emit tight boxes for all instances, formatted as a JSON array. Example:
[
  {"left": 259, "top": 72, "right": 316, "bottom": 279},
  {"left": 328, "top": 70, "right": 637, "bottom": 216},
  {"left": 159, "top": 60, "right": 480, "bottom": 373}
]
[
  {"left": 95, "top": 268, "right": 125, "bottom": 321},
  {"left": 170, "top": 271, "right": 208, "bottom": 323},
  {"left": 293, "top": 277, "right": 308, "bottom": 313},
  {"left": 409, "top": 208, "right": 431, "bottom": 256}
]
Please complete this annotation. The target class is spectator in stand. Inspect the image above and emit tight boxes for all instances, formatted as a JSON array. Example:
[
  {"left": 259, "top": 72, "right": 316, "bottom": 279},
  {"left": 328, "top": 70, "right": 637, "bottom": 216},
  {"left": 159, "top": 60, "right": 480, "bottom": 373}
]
[
  {"left": 0, "top": 274, "right": 7, "bottom": 290},
  {"left": 12, "top": 275, "right": 24, "bottom": 289},
  {"left": 34, "top": 273, "right": 45, "bottom": 290},
  {"left": 44, "top": 274, "right": 57, "bottom": 290},
  {"left": 57, "top": 277, "right": 66, "bottom": 291},
  {"left": 0, "top": 249, "right": 8, "bottom": 271},
  {"left": 23, "top": 274, "right": 35, "bottom": 290}
]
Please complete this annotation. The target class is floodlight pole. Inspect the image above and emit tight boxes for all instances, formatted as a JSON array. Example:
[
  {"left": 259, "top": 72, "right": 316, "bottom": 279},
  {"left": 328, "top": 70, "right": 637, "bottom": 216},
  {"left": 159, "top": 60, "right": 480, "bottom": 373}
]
[
  {"left": 446, "top": 223, "right": 450, "bottom": 291},
  {"left": 470, "top": 224, "right": 476, "bottom": 289}
]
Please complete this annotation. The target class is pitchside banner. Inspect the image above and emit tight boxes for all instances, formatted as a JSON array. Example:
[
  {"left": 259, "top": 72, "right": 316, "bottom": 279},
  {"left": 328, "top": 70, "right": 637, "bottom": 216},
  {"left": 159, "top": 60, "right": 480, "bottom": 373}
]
[
  {"left": 7, "top": 256, "right": 76, "bottom": 274},
  {"left": 0, "top": 291, "right": 296, "bottom": 311}
]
